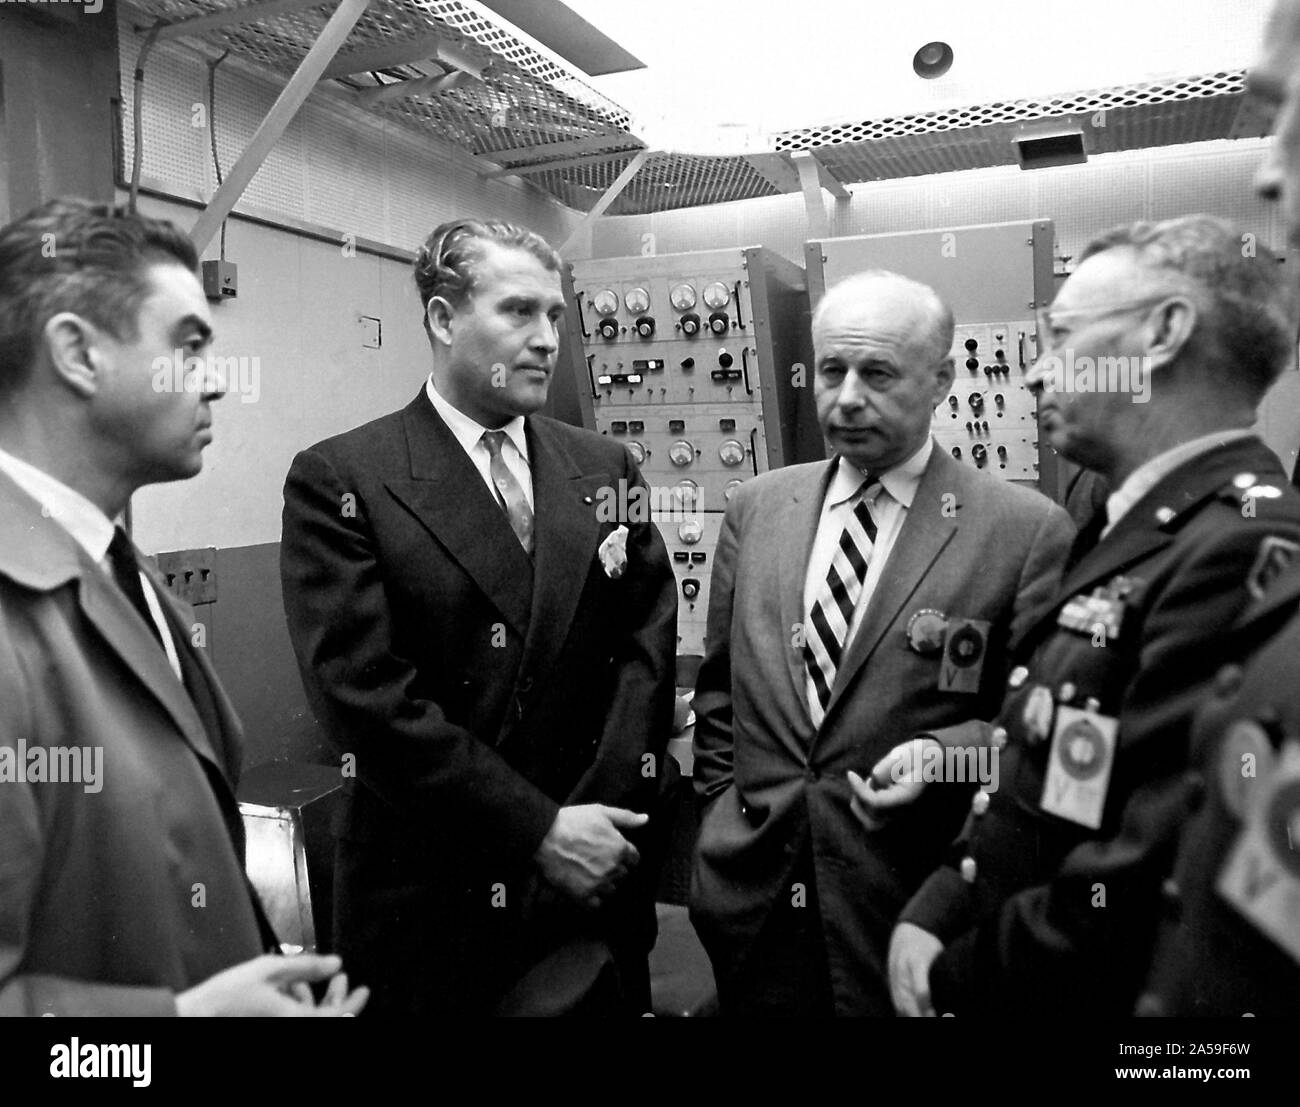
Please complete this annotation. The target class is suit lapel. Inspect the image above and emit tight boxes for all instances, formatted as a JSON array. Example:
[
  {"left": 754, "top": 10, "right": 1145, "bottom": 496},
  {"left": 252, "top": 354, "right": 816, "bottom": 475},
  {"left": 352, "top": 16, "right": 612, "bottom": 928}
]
[
  {"left": 385, "top": 394, "right": 533, "bottom": 638},
  {"left": 79, "top": 555, "right": 223, "bottom": 771},
  {"left": 779, "top": 463, "right": 834, "bottom": 724},
  {"left": 821, "top": 448, "right": 957, "bottom": 727},
  {"left": 148, "top": 572, "right": 242, "bottom": 778},
  {"left": 511, "top": 419, "right": 602, "bottom": 726}
]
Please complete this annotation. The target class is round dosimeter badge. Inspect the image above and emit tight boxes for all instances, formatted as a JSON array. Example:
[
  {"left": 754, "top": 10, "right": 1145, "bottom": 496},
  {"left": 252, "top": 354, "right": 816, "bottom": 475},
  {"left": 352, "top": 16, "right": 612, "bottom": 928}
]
[
  {"left": 946, "top": 622, "right": 985, "bottom": 669},
  {"left": 1265, "top": 780, "right": 1300, "bottom": 879},
  {"left": 906, "top": 609, "right": 948, "bottom": 656},
  {"left": 1056, "top": 717, "right": 1109, "bottom": 782}
]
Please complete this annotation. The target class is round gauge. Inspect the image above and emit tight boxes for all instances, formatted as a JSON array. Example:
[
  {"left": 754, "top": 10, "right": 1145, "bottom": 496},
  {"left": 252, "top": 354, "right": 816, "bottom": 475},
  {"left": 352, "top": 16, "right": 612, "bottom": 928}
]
[
  {"left": 678, "top": 519, "right": 703, "bottom": 545},
  {"left": 627, "top": 441, "right": 646, "bottom": 464},
  {"left": 668, "top": 440, "right": 695, "bottom": 468},
  {"left": 724, "top": 479, "right": 744, "bottom": 501},
  {"left": 719, "top": 439, "right": 746, "bottom": 467},
  {"left": 592, "top": 289, "right": 619, "bottom": 316},
  {"left": 672, "top": 480, "right": 700, "bottom": 510},
  {"left": 624, "top": 287, "right": 651, "bottom": 314},
  {"left": 702, "top": 281, "right": 730, "bottom": 310},
  {"left": 670, "top": 282, "right": 697, "bottom": 311}
]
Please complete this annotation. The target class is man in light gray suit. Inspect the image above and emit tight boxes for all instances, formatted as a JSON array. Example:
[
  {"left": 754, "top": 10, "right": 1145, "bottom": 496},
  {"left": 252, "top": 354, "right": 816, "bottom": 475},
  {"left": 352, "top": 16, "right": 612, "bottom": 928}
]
[{"left": 689, "top": 270, "right": 1074, "bottom": 1016}]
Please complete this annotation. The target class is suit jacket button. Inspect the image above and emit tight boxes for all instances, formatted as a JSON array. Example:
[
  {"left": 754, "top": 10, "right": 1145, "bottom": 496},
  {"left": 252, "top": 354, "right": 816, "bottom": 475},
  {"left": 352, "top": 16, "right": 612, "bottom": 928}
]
[
  {"left": 971, "top": 790, "right": 990, "bottom": 815},
  {"left": 960, "top": 856, "right": 977, "bottom": 883},
  {"left": 1213, "top": 664, "right": 1244, "bottom": 697},
  {"left": 990, "top": 726, "right": 1008, "bottom": 750}
]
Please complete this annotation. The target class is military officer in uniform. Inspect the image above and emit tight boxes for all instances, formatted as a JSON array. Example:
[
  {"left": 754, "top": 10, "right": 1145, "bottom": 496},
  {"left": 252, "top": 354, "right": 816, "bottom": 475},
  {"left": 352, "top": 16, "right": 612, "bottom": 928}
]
[
  {"left": 1132, "top": 0, "right": 1300, "bottom": 1016},
  {"left": 882, "top": 212, "right": 1300, "bottom": 1017}
]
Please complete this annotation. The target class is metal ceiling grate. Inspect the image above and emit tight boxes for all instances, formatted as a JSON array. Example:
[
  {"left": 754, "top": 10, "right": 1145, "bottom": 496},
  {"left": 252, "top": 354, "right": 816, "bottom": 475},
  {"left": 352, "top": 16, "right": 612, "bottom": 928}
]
[
  {"left": 126, "top": 0, "right": 633, "bottom": 162},
  {"left": 776, "top": 71, "right": 1245, "bottom": 147},
  {"left": 119, "top": 1, "right": 1255, "bottom": 217}
]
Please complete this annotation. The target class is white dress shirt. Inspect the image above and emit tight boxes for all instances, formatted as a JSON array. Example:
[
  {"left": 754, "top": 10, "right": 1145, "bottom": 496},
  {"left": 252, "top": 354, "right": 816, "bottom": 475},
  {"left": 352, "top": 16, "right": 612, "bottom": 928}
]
[
  {"left": 426, "top": 376, "right": 534, "bottom": 510},
  {"left": 0, "top": 444, "right": 182, "bottom": 679},
  {"left": 1102, "top": 428, "right": 1254, "bottom": 537},
  {"left": 803, "top": 437, "right": 933, "bottom": 717}
]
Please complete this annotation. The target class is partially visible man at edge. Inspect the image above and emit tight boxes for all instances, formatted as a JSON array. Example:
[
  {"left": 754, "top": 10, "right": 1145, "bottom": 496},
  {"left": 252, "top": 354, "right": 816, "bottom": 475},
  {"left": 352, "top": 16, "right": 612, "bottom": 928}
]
[{"left": 0, "top": 198, "right": 366, "bottom": 1016}]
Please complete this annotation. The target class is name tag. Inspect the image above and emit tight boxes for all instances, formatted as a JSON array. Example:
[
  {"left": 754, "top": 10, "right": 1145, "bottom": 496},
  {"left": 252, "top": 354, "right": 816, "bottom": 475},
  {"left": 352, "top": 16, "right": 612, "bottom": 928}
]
[
  {"left": 1217, "top": 740, "right": 1300, "bottom": 966},
  {"left": 1040, "top": 705, "right": 1117, "bottom": 829},
  {"left": 938, "top": 618, "right": 989, "bottom": 694}
]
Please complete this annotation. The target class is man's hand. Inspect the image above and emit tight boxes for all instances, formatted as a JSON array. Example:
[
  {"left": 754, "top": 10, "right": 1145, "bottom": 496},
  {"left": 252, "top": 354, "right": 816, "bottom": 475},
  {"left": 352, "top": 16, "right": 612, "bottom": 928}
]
[
  {"left": 534, "top": 804, "right": 648, "bottom": 907},
  {"left": 847, "top": 737, "right": 941, "bottom": 828},
  {"left": 176, "top": 954, "right": 370, "bottom": 1016},
  {"left": 888, "top": 922, "right": 943, "bottom": 1017}
]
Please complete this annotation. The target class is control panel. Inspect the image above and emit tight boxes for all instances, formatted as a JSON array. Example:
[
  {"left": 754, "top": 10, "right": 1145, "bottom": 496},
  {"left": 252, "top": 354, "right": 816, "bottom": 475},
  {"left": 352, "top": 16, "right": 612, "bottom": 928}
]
[
  {"left": 562, "top": 247, "right": 820, "bottom": 656},
  {"left": 937, "top": 321, "right": 1041, "bottom": 479},
  {"left": 806, "top": 219, "right": 1058, "bottom": 493}
]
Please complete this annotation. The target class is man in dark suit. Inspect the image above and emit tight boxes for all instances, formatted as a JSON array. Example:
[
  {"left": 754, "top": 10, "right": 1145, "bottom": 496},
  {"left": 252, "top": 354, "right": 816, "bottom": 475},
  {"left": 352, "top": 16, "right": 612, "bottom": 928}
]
[
  {"left": 280, "top": 219, "right": 677, "bottom": 1016},
  {"left": 887, "top": 213, "right": 1300, "bottom": 1017},
  {"left": 1133, "top": 5, "right": 1300, "bottom": 1015},
  {"left": 0, "top": 198, "right": 364, "bottom": 1015},
  {"left": 688, "top": 270, "right": 1074, "bottom": 1016}
]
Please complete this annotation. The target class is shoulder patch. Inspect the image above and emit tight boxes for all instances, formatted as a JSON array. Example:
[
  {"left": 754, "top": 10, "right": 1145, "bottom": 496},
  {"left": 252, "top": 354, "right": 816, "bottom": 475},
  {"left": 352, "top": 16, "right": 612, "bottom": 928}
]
[{"left": 1247, "top": 536, "right": 1300, "bottom": 601}]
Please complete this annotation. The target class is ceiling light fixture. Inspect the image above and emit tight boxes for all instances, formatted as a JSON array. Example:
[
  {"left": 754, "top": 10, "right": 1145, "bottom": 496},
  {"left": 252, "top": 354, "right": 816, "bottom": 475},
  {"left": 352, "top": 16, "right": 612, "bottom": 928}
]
[{"left": 912, "top": 41, "right": 954, "bottom": 80}]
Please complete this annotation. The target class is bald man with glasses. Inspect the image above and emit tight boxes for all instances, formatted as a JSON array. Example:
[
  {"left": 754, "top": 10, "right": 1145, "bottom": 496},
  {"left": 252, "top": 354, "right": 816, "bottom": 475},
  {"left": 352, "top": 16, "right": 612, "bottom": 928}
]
[{"left": 879, "top": 213, "right": 1300, "bottom": 1017}]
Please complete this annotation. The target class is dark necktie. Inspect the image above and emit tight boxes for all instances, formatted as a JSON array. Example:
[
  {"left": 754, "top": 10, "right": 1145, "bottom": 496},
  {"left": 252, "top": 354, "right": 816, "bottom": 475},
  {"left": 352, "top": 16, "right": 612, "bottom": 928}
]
[
  {"left": 481, "top": 430, "right": 535, "bottom": 556},
  {"left": 107, "top": 527, "right": 165, "bottom": 650}
]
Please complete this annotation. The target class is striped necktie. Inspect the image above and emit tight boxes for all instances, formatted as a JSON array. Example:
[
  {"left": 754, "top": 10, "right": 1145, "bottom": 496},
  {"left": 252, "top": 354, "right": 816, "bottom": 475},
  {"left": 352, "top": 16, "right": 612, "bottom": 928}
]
[
  {"left": 481, "top": 430, "right": 534, "bottom": 556},
  {"left": 804, "top": 482, "right": 880, "bottom": 727}
]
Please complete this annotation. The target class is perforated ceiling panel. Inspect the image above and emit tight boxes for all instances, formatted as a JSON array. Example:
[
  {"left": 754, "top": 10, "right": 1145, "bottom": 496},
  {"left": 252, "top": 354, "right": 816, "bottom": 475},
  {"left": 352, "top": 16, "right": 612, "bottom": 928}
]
[
  {"left": 118, "top": 10, "right": 577, "bottom": 251},
  {"left": 120, "top": 0, "right": 1257, "bottom": 216}
]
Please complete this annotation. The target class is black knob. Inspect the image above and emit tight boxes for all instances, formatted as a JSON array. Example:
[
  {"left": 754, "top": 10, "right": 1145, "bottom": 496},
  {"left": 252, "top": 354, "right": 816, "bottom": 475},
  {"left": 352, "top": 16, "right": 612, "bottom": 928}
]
[
  {"left": 972, "top": 444, "right": 988, "bottom": 467},
  {"left": 718, "top": 351, "right": 734, "bottom": 369},
  {"left": 994, "top": 393, "right": 1004, "bottom": 406},
  {"left": 635, "top": 316, "right": 655, "bottom": 338},
  {"left": 951, "top": 447, "right": 962, "bottom": 459},
  {"left": 682, "top": 578, "right": 700, "bottom": 600},
  {"left": 964, "top": 338, "right": 978, "bottom": 352},
  {"left": 598, "top": 319, "right": 618, "bottom": 340},
  {"left": 948, "top": 395, "right": 959, "bottom": 409},
  {"left": 969, "top": 393, "right": 984, "bottom": 412},
  {"left": 966, "top": 358, "right": 978, "bottom": 371},
  {"left": 709, "top": 312, "right": 729, "bottom": 335},
  {"left": 681, "top": 313, "right": 700, "bottom": 336},
  {"left": 681, "top": 357, "right": 695, "bottom": 370}
]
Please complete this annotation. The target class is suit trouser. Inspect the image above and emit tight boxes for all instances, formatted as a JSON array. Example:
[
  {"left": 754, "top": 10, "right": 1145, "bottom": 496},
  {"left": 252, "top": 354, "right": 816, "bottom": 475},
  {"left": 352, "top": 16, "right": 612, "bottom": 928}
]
[
  {"left": 334, "top": 837, "right": 650, "bottom": 1016},
  {"left": 714, "top": 846, "right": 835, "bottom": 1017}
]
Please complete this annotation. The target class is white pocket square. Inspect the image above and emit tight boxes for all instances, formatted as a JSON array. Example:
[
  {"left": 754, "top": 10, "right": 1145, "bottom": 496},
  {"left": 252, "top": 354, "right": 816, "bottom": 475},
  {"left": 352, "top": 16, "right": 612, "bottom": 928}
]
[{"left": 597, "top": 525, "right": 629, "bottom": 579}]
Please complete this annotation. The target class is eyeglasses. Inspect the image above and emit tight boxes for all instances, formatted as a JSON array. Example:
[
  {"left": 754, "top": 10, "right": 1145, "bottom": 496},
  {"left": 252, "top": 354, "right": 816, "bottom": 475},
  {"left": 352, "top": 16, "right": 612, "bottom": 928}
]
[{"left": 1035, "top": 296, "right": 1171, "bottom": 346}]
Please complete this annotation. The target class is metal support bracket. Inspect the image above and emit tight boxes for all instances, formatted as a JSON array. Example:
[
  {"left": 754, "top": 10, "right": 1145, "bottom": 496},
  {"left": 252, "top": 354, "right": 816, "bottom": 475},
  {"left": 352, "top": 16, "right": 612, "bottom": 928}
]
[
  {"left": 188, "top": 0, "right": 372, "bottom": 253},
  {"left": 558, "top": 148, "right": 649, "bottom": 255}
]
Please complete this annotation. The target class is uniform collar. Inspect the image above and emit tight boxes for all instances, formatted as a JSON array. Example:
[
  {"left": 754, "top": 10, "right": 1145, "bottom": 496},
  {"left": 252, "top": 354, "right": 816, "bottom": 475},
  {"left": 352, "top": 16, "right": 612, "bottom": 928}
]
[
  {"left": 1104, "top": 429, "right": 1254, "bottom": 535},
  {"left": 425, "top": 375, "right": 529, "bottom": 463}
]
